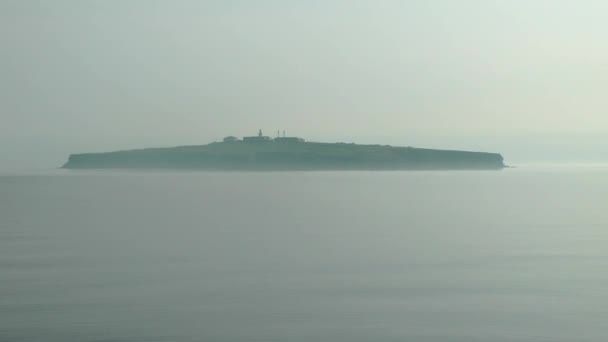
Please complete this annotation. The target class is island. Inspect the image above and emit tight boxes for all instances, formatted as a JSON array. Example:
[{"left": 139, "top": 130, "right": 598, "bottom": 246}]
[{"left": 62, "top": 130, "right": 506, "bottom": 170}]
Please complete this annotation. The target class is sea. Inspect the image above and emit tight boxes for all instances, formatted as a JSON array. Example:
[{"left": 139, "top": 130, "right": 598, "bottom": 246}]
[{"left": 1, "top": 165, "right": 607, "bottom": 342}]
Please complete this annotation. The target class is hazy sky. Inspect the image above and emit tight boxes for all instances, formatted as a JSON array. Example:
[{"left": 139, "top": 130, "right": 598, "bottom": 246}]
[{"left": 1, "top": 0, "right": 607, "bottom": 168}]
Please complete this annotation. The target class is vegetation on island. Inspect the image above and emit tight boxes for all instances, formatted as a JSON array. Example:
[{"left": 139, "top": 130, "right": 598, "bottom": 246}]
[{"left": 63, "top": 136, "right": 506, "bottom": 170}]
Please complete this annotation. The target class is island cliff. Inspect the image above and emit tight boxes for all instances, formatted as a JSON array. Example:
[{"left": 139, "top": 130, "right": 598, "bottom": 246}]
[{"left": 63, "top": 132, "right": 506, "bottom": 170}]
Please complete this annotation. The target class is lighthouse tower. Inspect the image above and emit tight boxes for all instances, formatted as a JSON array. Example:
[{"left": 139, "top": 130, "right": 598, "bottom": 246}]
[{"left": 243, "top": 129, "right": 271, "bottom": 142}]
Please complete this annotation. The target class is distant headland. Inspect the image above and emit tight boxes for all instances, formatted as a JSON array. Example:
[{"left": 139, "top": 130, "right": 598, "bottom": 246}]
[{"left": 62, "top": 130, "right": 506, "bottom": 170}]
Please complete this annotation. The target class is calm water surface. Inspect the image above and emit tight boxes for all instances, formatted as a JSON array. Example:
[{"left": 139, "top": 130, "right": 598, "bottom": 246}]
[{"left": 1, "top": 166, "right": 607, "bottom": 341}]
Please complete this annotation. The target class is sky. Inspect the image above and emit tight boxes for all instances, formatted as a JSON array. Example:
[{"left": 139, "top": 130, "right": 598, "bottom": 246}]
[{"left": 1, "top": 0, "right": 607, "bottom": 168}]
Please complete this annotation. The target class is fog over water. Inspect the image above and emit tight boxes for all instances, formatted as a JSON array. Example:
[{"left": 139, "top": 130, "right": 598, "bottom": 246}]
[
  {"left": 2, "top": 1, "right": 608, "bottom": 341},
  {"left": 2, "top": 1, "right": 608, "bottom": 167},
  {"left": 2, "top": 166, "right": 608, "bottom": 341}
]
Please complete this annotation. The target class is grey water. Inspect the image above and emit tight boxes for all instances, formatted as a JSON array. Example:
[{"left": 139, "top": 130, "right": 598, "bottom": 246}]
[{"left": 1, "top": 166, "right": 608, "bottom": 342}]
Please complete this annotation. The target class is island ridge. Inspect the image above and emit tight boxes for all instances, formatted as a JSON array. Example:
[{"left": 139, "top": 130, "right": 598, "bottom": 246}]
[{"left": 63, "top": 130, "right": 506, "bottom": 170}]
